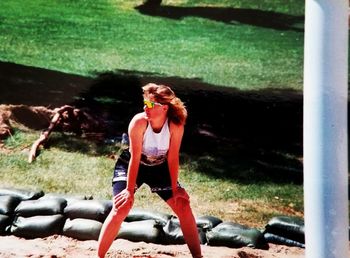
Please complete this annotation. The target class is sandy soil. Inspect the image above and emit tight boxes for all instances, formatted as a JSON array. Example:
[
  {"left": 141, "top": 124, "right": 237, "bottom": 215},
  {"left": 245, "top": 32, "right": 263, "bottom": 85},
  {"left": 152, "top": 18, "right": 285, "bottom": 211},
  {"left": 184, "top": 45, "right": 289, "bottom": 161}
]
[{"left": 0, "top": 235, "right": 305, "bottom": 258}]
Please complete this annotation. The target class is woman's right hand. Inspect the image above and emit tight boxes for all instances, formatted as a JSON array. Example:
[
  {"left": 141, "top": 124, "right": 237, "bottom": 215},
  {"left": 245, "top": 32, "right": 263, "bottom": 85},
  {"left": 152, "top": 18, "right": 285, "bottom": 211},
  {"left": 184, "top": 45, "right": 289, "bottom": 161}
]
[{"left": 113, "top": 189, "right": 134, "bottom": 211}]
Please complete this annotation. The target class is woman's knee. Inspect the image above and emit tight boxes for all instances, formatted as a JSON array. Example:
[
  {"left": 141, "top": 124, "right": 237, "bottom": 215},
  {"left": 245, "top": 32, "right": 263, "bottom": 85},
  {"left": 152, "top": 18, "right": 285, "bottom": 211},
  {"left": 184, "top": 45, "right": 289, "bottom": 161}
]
[
  {"left": 111, "top": 203, "right": 132, "bottom": 219},
  {"left": 179, "top": 198, "right": 193, "bottom": 214},
  {"left": 171, "top": 197, "right": 192, "bottom": 216}
]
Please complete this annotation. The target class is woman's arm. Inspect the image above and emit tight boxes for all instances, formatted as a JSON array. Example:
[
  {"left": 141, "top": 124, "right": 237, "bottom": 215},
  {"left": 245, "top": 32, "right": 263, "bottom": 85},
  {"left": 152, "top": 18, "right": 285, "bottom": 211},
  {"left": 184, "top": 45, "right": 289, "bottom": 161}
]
[
  {"left": 167, "top": 122, "right": 185, "bottom": 194},
  {"left": 114, "top": 113, "right": 146, "bottom": 210},
  {"left": 126, "top": 113, "right": 146, "bottom": 192}
]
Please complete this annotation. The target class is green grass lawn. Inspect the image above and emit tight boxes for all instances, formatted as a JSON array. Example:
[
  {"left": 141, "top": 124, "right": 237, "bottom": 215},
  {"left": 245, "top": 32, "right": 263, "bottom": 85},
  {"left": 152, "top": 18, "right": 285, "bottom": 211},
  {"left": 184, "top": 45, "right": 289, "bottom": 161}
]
[
  {"left": 0, "top": 0, "right": 305, "bottom": 228},
  {"left": 1, "top": 129, "right": 303, "bottom": 228},
  {"left": 0, "top": 0, "right": 304, "bottom": 90}
]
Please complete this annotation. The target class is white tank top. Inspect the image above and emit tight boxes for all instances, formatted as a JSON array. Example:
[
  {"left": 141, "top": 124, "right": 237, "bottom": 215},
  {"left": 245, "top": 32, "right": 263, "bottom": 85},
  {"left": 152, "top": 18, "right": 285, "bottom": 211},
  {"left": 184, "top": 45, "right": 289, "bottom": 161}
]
[{"left": 141, "top": 119, "right": 170, "bottom": 166}]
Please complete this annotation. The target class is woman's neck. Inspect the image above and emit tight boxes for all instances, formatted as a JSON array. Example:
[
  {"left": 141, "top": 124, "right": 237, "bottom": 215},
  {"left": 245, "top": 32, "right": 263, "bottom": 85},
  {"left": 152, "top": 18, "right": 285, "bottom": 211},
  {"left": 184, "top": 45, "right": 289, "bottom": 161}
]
[{"left": 149, "top": 115, "right": 167, "bottom": 133}]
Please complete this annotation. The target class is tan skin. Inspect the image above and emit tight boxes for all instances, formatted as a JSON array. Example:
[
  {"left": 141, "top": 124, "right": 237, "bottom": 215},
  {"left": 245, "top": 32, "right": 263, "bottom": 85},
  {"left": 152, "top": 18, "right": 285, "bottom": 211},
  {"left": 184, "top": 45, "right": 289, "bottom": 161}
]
[
  {"left": 115, "top": 100, "right": 185, "bottom": 207},
  {"left": 97, "top": 99, "right": 202, "bottom": 258}
]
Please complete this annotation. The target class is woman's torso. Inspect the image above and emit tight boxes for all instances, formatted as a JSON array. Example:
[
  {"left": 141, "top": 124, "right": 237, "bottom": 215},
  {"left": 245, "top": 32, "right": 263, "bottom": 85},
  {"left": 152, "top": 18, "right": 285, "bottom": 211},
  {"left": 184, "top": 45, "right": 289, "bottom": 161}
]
[{"left": 140, "top": 118, "right": 170, "bottom": 166}]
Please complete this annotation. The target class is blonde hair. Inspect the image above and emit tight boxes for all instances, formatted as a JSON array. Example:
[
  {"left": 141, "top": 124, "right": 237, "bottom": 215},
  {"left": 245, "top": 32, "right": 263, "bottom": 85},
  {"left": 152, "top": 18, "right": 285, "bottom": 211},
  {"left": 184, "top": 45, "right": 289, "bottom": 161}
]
[{"left": 142, "top": 83, "right": 187, "bottom": 125}]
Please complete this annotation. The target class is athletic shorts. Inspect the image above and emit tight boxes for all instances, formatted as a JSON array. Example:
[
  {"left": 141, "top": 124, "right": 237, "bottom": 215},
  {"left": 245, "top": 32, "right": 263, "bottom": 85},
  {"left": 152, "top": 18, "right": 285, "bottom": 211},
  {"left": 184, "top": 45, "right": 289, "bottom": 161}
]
[{"left": 112, "top": 150, "right": 181, "bottom": 201}]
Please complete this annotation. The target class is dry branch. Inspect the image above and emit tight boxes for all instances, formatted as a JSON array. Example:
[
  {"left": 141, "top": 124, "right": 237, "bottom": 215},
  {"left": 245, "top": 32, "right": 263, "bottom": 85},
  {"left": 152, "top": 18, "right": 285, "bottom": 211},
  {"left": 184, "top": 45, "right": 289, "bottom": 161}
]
[{"left": 27, "top": 112, "right": 60, "bottom": 163}]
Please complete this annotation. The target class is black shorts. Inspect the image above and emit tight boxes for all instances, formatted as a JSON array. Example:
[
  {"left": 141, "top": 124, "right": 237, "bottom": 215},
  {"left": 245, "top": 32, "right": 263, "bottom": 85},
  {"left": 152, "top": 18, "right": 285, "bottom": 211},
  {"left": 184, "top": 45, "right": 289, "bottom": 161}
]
[{"left": 112, "top": 152, "right": 181, "bottom": 201}]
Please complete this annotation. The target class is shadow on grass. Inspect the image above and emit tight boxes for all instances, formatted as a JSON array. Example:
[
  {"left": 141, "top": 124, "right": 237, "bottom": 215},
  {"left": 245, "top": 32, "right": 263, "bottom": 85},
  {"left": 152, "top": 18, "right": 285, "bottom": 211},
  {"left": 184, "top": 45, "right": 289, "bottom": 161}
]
[
  {"left": 74, "top": 70, "right": 304, "bottom": 185},
  {"left": 0, "top": 61, "right": 303, "bottom": 184},
  {"left": 135, "top": 2, "right": 304, "bottom": 32}
]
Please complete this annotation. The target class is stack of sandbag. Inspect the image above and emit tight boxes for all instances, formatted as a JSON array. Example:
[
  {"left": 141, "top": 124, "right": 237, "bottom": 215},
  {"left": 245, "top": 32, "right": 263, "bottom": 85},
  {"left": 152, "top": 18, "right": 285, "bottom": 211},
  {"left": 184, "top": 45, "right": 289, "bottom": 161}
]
[
  {"left": 1, "top": 187, "right": 67, "bottom": 239},
  {"left": 0, "top": 195, "right": 21, "bottom": 235},
  {"left": 118, "top": 208, "right": 173, "bottom": 243},
  {"left": 0, "top": 187, "right": 102, "bottom": 240},
  {"left": 0, "top": 187, "right": 306, "bottom": 251},
  {"left": 123, "top": 209, "right": 269, "bottom": 250},
  {"left": 63, "top": 199, "right": 112, "bottom": 240},
  {"left": 162, "top": 215, "right": 222, "bottom": 245},
  {"left": 206, "top": 221, "right": 269, "bottom": 249},
  {"left": 263, "top": 216, "right": 305, "bottom": 248},
  {"left": 0, "top": 187, "right": 44, "bottom": 236},
  {"left": 121, "top": 209, "right": 223, "bottom": 246}
]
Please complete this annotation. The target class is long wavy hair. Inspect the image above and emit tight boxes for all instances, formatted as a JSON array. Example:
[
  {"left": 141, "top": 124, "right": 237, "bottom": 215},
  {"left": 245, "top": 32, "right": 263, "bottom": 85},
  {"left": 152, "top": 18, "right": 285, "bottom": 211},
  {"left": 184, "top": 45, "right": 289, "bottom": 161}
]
[{"left": 142, "top": 83, "right": 187, "bottom": 125}]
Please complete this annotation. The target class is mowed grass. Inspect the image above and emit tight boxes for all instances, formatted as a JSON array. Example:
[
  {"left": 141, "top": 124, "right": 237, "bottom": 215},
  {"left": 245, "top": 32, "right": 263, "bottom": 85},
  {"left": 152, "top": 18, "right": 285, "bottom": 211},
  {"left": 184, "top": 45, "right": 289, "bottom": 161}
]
[
  {"left": 0, "top": 0, "right": 305, "bottom": 228},
  {"left": 0, "top": 129, "right": 303, "bottom": 229},
  {"left": 0, "top": 0, "right": 304, "bottom": 90}
]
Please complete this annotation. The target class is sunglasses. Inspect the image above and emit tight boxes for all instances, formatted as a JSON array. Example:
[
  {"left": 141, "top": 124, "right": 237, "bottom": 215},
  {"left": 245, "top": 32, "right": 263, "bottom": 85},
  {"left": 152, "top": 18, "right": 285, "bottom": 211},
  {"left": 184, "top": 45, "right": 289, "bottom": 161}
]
[{"left": 143, "top": 100, "right": 163, "bottom": 109}]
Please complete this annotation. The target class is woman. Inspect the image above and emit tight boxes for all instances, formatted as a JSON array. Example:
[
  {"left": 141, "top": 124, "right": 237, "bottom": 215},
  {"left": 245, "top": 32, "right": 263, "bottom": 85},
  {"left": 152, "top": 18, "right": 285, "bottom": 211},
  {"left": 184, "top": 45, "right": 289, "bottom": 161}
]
[{"left": 97, "top": 83, "right": 202, "bottom": 258}]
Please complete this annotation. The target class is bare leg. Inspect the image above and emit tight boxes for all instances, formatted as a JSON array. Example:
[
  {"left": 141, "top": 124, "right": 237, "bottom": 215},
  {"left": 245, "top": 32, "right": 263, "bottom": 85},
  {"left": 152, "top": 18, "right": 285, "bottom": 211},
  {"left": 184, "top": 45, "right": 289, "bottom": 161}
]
[
  {"left": 166, "top": 189, "right": 202, "bottom": 258},
  {"left": 97, "top": 204, "right": 132, "bottom": 258}
]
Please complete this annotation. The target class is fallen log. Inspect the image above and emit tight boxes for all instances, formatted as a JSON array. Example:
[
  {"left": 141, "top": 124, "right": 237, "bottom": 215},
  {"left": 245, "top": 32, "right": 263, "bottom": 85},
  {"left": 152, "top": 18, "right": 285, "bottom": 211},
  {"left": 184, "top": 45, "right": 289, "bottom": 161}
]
[{"left": 28, "top": 105, "right": 102, "bottom": 163}]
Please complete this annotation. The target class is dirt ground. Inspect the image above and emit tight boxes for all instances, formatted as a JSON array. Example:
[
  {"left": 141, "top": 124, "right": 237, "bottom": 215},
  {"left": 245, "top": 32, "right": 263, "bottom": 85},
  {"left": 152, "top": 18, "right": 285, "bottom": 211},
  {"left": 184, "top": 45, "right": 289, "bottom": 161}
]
[{"left": 0, "top": 235, "right": 305, "bottom": 258}]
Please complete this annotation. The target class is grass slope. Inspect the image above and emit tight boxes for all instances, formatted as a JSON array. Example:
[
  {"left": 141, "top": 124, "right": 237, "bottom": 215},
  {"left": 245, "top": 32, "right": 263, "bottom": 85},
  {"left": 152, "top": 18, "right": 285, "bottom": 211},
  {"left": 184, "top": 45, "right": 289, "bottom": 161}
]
[
  {"left": 0, "top": 0, "right": 304, "bottom": 90},
  {"left": 0, "top": 0, "right": 305, "bottom": 228}
]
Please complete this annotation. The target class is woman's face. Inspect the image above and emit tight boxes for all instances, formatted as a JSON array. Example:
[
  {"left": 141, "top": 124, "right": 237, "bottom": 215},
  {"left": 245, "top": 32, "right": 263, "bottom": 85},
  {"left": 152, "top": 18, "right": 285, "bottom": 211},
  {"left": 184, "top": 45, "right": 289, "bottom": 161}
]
[{"left": 143, "top": 98, "right": 167, "bottom": 120}]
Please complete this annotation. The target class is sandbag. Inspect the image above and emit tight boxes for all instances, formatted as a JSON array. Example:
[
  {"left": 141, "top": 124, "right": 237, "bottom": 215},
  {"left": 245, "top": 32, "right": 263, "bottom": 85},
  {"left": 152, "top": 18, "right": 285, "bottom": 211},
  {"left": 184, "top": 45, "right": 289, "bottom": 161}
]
[
  {"left": 264, "top": 216, "right": 304, "bottom": 244},
  {"left": 15, "top": 198, "right": 67, "bottom": 217},
  {"left": 40, "top": 193, "right": 93, "bottom": 206},
  {"left": 0, "top": 187, "right": 44, "bottom": 200},
  {"left": 10, "top": 214, "right": 65, "bottom": 239},
  {"left": 63, "top": 218, "right": 102, "bottom": 241},
  {"left": 206, "top": 222, "right": 268, "bottom": 249},
  {"left": 0, "top": 195, "right": 21, "bottom": 215},
  {"left": 162, "top": 218, "right": 207, "bottom": 245},
  {"left": 64, "top": 199, "right": 112, "bottom": 222},
  {"left": 196, "top": 215, "right": 222, "bottom": 230},
  {"left": 125, "top": 208, "right": 172, "bottom": 225},
  {"left": 0, "top": 214, "right": 11, "bottom": 235},
  {"left": 117, "top": 219, "right": 163, "bottom": 244},
  {"left": 264, "top": 232, "right": 305, "bottom": 248},
  {"left": 162, "top": 218, "right": 185, "bottom": 244}
]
